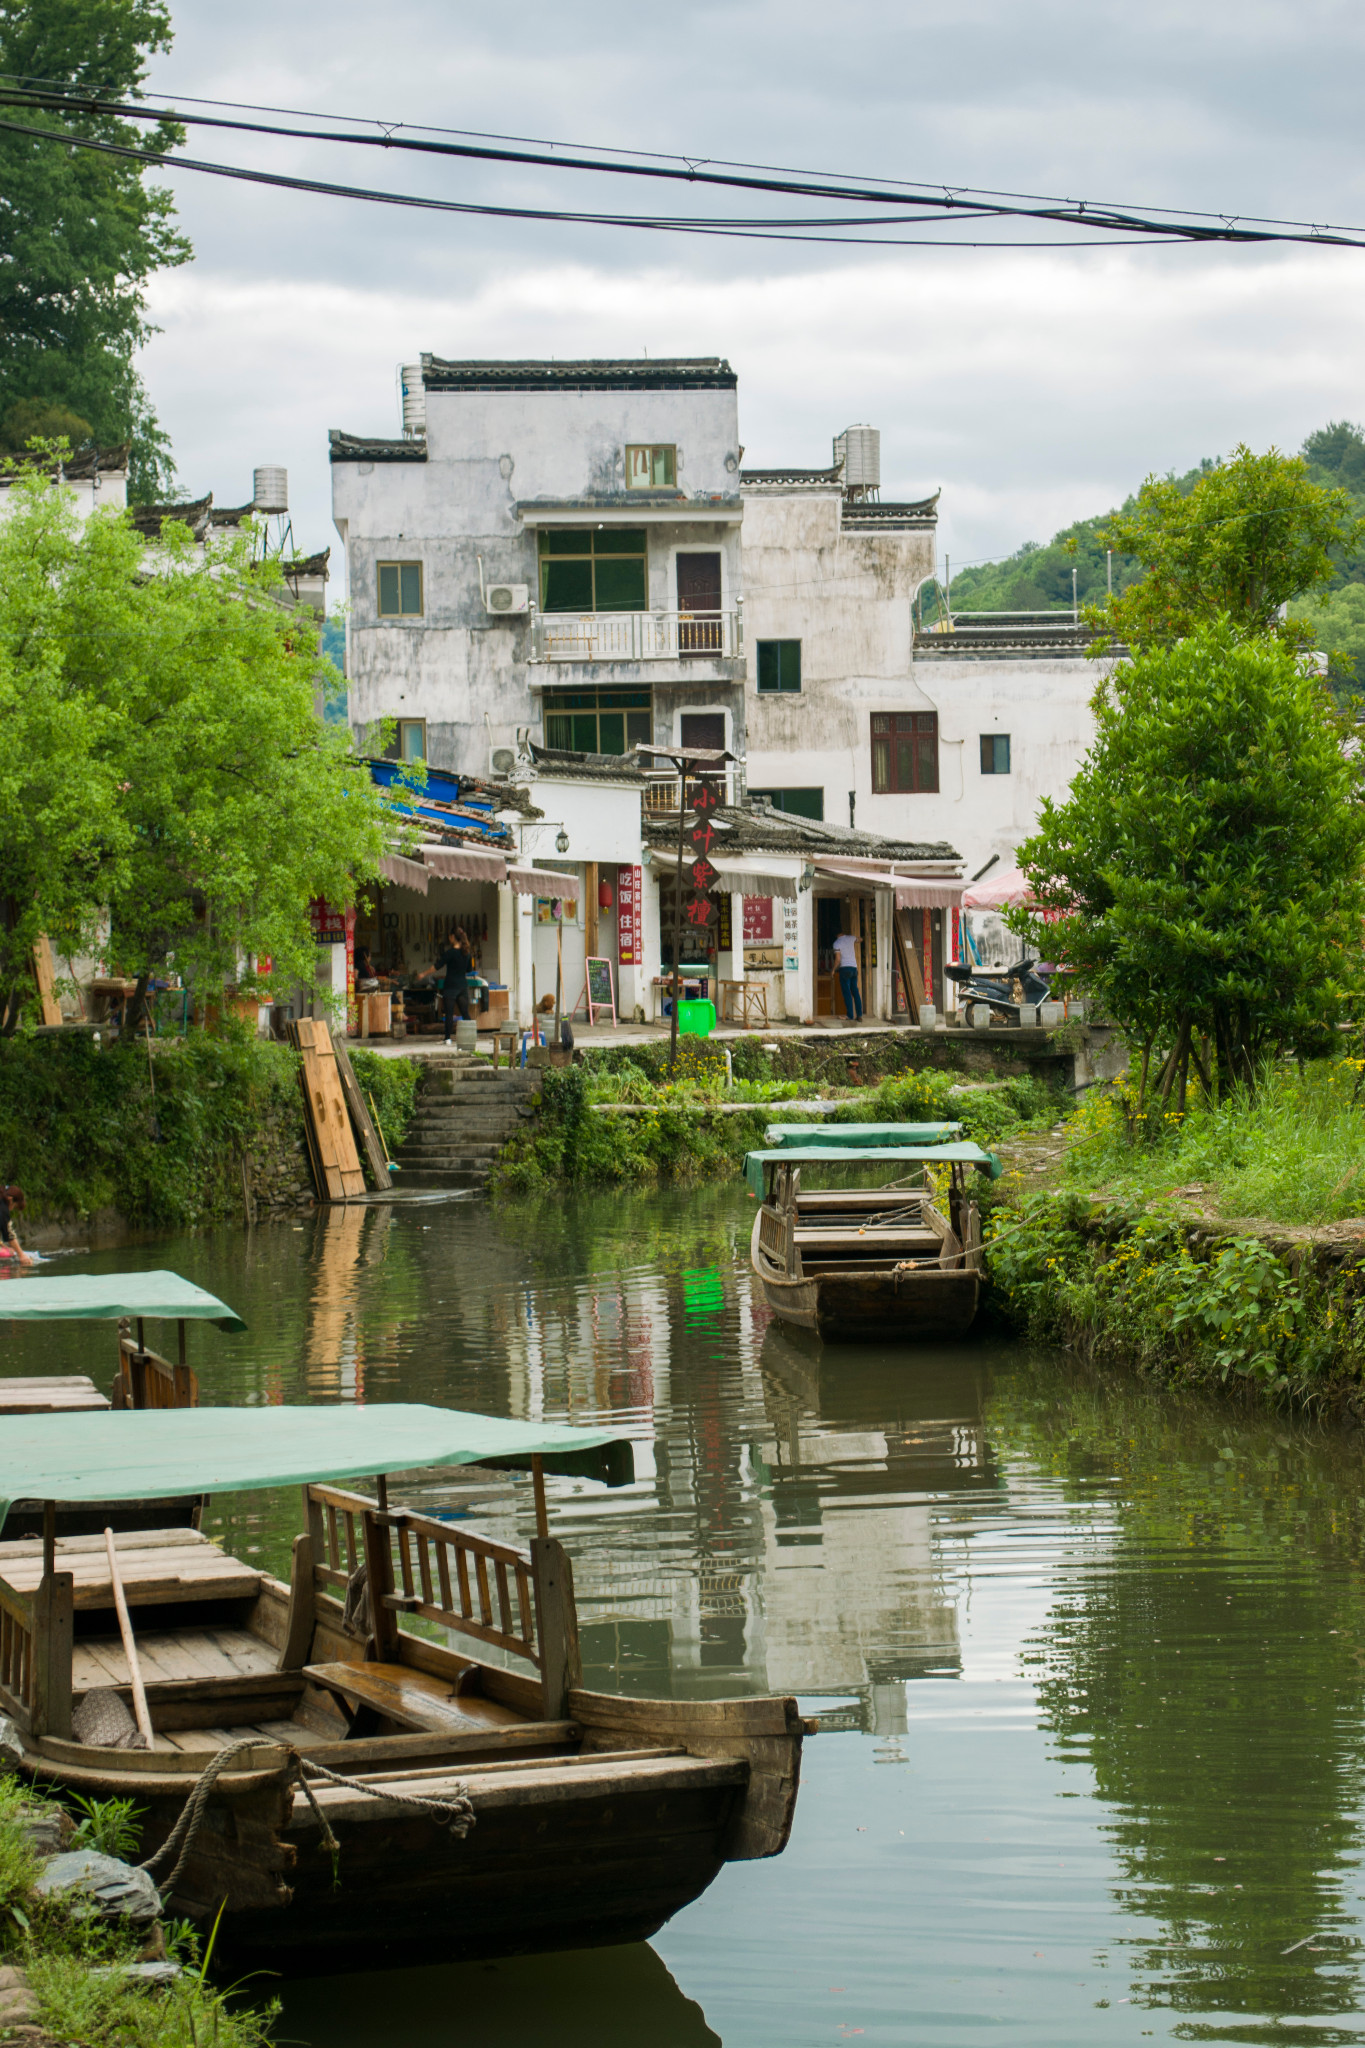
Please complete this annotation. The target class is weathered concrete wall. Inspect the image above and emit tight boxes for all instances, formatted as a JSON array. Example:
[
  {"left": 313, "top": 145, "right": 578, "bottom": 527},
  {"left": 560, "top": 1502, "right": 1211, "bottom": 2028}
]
[{"left": 333, "top": 380, "right": 746, "bottom": 775}]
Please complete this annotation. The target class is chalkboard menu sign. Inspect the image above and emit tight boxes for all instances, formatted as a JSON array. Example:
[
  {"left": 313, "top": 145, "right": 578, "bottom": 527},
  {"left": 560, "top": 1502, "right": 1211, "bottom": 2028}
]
[{"left": 584, "top": 956, "right": 616, "bottom": 1024}]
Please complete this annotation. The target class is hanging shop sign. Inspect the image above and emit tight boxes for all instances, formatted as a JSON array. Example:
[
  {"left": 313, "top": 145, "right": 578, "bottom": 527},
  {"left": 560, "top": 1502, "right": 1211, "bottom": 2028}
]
[{"left": 617, "top": 865, "right": 641, "bottom": 965}]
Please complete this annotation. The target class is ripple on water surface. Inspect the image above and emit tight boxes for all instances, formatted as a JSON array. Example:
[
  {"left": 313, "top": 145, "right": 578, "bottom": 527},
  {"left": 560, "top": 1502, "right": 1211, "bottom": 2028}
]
[{"left": 4, "top": 1188, "right": 1365, "bottom": 2046}]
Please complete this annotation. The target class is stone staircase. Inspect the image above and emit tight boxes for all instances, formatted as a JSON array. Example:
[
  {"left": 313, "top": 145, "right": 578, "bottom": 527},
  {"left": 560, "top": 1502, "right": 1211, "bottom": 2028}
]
[{"left": 392, "top": 1055, "right": 538, "bottom": 1192}]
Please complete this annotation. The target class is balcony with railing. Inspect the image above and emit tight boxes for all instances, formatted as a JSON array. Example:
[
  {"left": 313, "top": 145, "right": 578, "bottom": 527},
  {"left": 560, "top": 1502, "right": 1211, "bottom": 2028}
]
[
  {"left": 642, "top": 767, "right": 741, "bottom": 816},
  {"left": 529, "top": 608, "right": 742, "bottom": 664}
]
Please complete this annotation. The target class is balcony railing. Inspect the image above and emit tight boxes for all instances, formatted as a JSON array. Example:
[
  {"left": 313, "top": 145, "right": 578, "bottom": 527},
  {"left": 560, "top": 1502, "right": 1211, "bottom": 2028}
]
[
  {"left": 529, "top": 608, "right": 742, "bottom": 664},
  {"left": 643, "top": 769, "right": 740, "bottom": 817}
]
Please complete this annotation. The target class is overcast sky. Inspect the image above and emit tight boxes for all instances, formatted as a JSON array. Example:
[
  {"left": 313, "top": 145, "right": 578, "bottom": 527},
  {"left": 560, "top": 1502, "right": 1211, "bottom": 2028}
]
[{"left": 139, "top": 0, "right": 1365, "bottom": 592}]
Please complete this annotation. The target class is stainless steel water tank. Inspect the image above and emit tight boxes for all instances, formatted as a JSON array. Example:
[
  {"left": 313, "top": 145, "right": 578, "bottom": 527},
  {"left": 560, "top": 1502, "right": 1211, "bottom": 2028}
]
[
  {"left": 833, "top": 425, "right": 880, "bottom": 490},
  {"left": 252, "top": 465, "right": 288, "bottom": 513}
]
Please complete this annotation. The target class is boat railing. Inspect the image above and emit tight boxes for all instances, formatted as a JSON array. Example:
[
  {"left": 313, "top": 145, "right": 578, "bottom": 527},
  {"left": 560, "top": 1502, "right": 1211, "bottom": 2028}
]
[
  {"left": 305, "top": 1484, "right": 540, "bottom": 1673},
  {"left": 112, "top": 1323, "right": 199, "bottom": 1411},
  {"left": 0, "top": 1570, "right": 71, "bottom": 1738}
]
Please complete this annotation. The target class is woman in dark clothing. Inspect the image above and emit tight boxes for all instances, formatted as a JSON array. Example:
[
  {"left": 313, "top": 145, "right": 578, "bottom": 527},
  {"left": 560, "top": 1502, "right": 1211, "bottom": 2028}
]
[
  {"left": 419, "top": 928, "right": 473, "bottom": 1042},
  {"left": 0, "top": 1185, "right": 33, "bottom": 1268}
]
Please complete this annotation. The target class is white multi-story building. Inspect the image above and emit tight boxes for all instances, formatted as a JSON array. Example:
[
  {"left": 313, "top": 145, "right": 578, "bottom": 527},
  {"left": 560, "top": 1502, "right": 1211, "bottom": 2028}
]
[{"left": 331, "top": 356, "right": 747, "bottom": 774}]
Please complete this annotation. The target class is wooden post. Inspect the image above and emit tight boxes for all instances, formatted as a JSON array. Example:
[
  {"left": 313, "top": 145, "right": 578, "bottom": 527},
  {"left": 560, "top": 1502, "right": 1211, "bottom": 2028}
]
[
  {"left": 332, "top": 1035, "right": 392, "bottom": 1191},
  {"left": 30, "top": 1571, "right": 73, "bottom": 1740},
  {"left": 530, "top": 1455, "right": 549, "bottom": 1542},
  {"left": 42, "top": 1502, "right": 55, "bottom": 1583},
  {"left": 278, "top": 1533, "right": 317, "bottom": 1672},
  {"left": 893, "top": 907, "right": 926, "bottom": 1016},
  {"left": 531, "top": 1535, "right": 581, "bottom": 1719},
  {"left": 361, "top": 1505, "right": 400, "bottom": 1663},
  {"left": 584, "top": 862, "right": 599, "bottom": 962}
]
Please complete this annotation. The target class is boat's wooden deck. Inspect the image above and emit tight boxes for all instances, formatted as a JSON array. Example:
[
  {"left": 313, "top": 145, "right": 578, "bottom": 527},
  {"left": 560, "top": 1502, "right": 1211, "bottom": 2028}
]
[
  {"left": 0, "top": 1375, "right": 109, "bottom": 1416},
  {"left": 0, "top": 1528, "right": 260, "bottom": 1610}
]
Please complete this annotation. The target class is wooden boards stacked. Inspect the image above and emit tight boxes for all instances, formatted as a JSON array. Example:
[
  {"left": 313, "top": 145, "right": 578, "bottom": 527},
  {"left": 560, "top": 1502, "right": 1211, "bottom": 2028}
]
[{"left": 288, "top": 1020, "right": 366, "bottom": 1202}]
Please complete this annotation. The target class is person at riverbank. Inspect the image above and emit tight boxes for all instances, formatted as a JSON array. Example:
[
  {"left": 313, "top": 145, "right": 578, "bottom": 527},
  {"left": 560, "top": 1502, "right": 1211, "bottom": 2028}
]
[
  {"left": 833, "top": 926, "right": 863, "bottom": 1023},
  {"left": 0, "top": 1185, "right": 34, "bottom": 1268},
  {"left": 418, "top": 928, "right": 473, "bottom": 1042}
]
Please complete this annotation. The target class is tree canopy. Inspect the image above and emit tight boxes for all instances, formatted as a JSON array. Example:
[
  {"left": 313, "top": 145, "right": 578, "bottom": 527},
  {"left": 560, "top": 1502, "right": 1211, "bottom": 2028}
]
[
  {"left": 1014, "top": 621, "right": 1365, "bottom": 1104},
  {"left": 1097, "top": 444, "right": 1365, "bottom": 651},
  {"left": 0, "top": 466, "right": 400, "bottom": 1032},
  {"left": 0, "top": 0, "right": 190, "bottom": 496}
]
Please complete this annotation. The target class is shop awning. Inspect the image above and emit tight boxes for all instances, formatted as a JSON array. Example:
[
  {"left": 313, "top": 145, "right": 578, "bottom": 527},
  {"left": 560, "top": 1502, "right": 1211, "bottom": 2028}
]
[
  {"left": 378, "top": 853, "right": 430, "bottom": 894},
  {"left": 0, "top": 1403, "right": 635, "bottom": 1524},
  {"left": 650, "top": 849, "right": 798, "bottom": 898},
  {"left": 893, "top": 880, "right": 964, "bottom": 910},
  {"left": 417, "top": 844, "right": 508, "bottom": 884},
  {"left": 505, "top": 863, "right": 550, "bottom": 896}
]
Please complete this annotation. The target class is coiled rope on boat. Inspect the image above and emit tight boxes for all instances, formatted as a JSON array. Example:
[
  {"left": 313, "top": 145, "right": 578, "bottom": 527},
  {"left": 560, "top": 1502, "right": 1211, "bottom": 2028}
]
[{"left": 140, "top": 1738, "right": 475, "bottom": 1898}]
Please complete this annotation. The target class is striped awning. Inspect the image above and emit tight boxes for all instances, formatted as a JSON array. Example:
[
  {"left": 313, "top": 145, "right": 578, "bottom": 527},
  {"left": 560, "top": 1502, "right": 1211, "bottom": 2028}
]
[
  {"left": 378, "top": 853, "right": 430, "bottom": 894},
  {"left": 417, "top": 844, "right": 508, "bottom": 884}
]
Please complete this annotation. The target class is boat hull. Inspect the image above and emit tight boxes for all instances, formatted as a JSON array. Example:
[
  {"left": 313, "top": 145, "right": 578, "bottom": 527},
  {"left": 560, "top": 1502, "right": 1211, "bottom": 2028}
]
[{"left": 752, "top": 1210, "right": 981, "bottom": 1343}]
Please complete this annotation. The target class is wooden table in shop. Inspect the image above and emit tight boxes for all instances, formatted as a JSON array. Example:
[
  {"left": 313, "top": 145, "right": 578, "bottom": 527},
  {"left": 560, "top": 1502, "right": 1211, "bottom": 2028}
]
[{"left": 719, "top": 979, "right": 769, "bottom": 1028}]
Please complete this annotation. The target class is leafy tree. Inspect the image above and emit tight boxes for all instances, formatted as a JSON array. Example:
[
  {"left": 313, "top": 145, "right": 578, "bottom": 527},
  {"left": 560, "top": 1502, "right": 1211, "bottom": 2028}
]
[
  {"left": 0, "top": 0, "right": 191, "bottom": 496},
  {"left": 1094, "top": 445, "right": 1365, "bottom": 651},
  {"left": 1014, "top": 621, "right": 1365, "bottom": 1104},
  {"left": 0, "top": 464, "right": 401, "bottom": 1032}
]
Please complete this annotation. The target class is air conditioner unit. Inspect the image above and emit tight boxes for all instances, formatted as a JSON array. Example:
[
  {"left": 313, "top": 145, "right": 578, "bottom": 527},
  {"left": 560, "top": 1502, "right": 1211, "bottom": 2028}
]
[
  {"left": 484, "top": 583, "right": 529, "bottom": 615},
  {"left": 490, "top": 747, "right": 517, "bottom": 774}
]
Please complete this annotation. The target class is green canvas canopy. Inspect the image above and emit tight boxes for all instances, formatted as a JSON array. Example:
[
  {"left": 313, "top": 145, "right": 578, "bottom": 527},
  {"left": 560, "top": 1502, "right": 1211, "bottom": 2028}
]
[
  {"left": 0, "top": 1271, "right": 245, "bottom": 1333},
  {"left": 743, "top": 1141, "right": 1001, "bottom": 1201},
  {"left": 0, "top": 1403, "right": 633, "bottom": 1526},
  {"left": 765, "top": 1122, "right": 962, "bottom": 1150}
]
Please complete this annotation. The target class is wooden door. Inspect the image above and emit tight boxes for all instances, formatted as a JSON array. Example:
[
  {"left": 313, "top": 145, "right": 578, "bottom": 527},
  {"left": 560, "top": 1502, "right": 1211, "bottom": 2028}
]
[{"left": 676, "top": 553, "right": 722, "bottom": 654}]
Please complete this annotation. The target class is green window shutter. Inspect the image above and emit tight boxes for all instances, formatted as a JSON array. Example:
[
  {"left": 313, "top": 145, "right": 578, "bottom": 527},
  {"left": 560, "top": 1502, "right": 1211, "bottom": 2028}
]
[
  {"left": 594, "top": 556, "right": 647, "bottom": 611},
  {"left": 399, "top": 563, "right": 423, "bottom": 615},
  {"left": 542, "top": 559, "right": 594, "bottom": 612},
  {"left": 378, "top": 564, "right": 399, "bottom": 615}
]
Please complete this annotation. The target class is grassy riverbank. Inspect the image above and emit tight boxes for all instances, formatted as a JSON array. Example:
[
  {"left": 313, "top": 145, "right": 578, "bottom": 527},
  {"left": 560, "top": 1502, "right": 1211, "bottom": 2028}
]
[
  {"left": 0, "top": 1028, "right": 416, "bottom": 1234},
  {"left": 986, "top": 1054, "right": 1365, "bottom": 1410},
  {"left": 494, "top": 1039, "right": 1064, "bottom": 1194},
  {"left": 0, "top": 1776, "right": 274, "bottom": 2047}
]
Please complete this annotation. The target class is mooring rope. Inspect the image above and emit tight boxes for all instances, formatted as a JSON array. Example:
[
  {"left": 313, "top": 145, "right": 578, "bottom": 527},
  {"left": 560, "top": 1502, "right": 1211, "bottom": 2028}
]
[{"left": 139, "top": 1738, "right": 475, "bottom": 1900}]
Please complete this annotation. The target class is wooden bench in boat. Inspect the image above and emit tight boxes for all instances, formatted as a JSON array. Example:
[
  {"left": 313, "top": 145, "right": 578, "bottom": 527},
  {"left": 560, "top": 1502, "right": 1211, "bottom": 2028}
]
[
  {"left": 0, "top": 1528, "right": 261, "bottom": 1611},
  {"left": 0, "top": 1376, "right": 109, "bottom": 1416},
  {"left": 304, "top": 1660, "right": 531, "bottom": 1737}
]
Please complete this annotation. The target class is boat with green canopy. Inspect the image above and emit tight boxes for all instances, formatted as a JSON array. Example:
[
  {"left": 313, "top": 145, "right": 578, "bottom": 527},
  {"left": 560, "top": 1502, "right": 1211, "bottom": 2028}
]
[
  {"left": 0, "top": 1269, "right": 246, "bottom": 1536},
  {"left": 0, "top": 1403, "right": 804, "bottom": 1973},
  {"left": 746, "top": 1126, "right": 1001, "bottom": 1342}
]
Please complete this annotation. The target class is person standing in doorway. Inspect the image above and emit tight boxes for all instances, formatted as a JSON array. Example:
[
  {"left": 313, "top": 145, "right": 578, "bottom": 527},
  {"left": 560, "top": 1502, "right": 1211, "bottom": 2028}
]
[
  {"left": 833, "top": 925, "right": 863, "bottom": 1024},
  {"left": 418, "top": 927, "right": 472, "bottom": 1043}
]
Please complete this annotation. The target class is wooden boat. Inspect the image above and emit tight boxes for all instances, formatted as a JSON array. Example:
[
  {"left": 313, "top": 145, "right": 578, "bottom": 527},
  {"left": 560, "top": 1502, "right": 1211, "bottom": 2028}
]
[
  {"left": 0, "top": 1271, "right": 244, "bottom": 1536},
  {"left": 747, "top": 1132, "right": 998, "bottom": 1343},
  {"left": 0, "top": 1403, "right": 804, "bottom": 1974}
]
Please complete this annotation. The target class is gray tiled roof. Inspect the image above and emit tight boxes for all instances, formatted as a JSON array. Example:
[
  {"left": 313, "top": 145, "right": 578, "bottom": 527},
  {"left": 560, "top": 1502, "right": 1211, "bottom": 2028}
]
[
  {"left": 421, "top": 356, "right": 737, "bottom": 393},
  {"left": 646, "top": 798, "right": 960, "bottom": 866},
  {"left": 328, "top": 430, "right": 428, "bottom": 464}
]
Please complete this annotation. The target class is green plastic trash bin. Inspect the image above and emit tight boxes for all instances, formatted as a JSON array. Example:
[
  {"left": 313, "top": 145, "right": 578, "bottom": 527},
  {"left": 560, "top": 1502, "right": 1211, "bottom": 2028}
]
[{"left": 676, "top": 998, "right": 716, "bottom": 1038}]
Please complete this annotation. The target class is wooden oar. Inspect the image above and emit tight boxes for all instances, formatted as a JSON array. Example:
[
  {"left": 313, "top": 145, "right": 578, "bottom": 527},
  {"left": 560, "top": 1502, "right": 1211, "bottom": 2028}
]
[{"left": 103, "top": 1528, "right": 154, "bottom": 1748}]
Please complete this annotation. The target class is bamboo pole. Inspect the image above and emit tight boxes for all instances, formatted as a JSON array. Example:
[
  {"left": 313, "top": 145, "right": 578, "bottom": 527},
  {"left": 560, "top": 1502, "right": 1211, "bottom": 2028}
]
[{"left": 103, "top": 1528, "right": 154, "bottom": 1747}]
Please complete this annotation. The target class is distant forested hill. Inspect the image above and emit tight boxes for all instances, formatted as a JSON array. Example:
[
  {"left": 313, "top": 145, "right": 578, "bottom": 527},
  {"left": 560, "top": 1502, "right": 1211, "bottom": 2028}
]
[{"left": 945, "top": 423, "right": 1365, "bottom": 689}]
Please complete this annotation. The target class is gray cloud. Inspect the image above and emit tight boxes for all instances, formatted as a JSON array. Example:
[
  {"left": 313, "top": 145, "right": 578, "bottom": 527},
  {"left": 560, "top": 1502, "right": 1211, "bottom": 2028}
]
[{"left": 134, "top": 0, "right": 1365, "bottom": 579}]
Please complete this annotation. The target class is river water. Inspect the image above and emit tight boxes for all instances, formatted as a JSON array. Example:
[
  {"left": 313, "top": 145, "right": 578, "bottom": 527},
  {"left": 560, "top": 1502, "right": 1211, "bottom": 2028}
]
[{"left": 5, "top": 1187, "right": 1365, "bottom": 2046}]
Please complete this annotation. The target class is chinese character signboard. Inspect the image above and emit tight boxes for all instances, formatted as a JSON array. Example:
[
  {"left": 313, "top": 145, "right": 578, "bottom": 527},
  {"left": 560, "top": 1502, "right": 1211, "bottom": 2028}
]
[
  {"left": 742, "top": 897, "right": 774, "bottom": 943},
  {"left": 309, "top": 897, "right": 346, "bottom": 942},
  {"left": 783, "top": 898, "right": 799, "bottom": 972},
  {"left": 617, "top": 865, "right": 640, "bottom": 966}
]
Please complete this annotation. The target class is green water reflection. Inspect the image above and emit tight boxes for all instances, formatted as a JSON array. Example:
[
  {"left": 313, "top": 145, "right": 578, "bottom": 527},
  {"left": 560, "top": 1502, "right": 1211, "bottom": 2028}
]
[{"left": 2, "top": 1190, "right": 1365, "bottom": 2044}]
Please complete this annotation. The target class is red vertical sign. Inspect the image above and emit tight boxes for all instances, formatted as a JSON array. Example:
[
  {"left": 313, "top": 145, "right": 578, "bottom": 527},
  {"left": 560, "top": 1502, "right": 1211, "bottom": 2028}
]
[{"left": 617, "top": 865, "right": 640, "bottom": 965}]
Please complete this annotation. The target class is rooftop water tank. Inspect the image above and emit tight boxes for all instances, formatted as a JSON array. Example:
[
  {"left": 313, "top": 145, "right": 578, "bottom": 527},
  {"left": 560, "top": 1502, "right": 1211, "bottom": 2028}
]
[
  {"left": 252, "top": 465, "right": 288, "bottom": 514},
  {"left": 833, "top": 425, "right": 880, "bottom": 491},
  {"left": 400, "top": 364, "right": 426, "bottom": 438}
]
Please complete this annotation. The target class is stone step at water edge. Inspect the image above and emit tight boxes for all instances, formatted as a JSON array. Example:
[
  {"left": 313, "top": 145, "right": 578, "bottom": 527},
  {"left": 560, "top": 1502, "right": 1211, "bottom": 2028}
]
[
  {"left": 390, "top": 1168, "right": 492, "bottom": 1190},
  {"left": 397, "top": 1142, "right": 508, "bottom": 1163},
  {"left": 407, "top": 1115, "right": 523, "bottom": 1135}
]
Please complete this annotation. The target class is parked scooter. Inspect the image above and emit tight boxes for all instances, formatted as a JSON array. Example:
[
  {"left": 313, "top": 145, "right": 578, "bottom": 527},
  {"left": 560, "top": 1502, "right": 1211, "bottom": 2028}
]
[{"left": 945, "top": 956, "right": 1051, "bottom": 1020}]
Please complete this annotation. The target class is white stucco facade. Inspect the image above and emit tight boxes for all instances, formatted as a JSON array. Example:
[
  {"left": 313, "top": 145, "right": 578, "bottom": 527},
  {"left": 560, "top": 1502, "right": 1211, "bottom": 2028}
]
[
  {"left": 331, "top": 357, "right": 747, "bottom": 776},
  {"left": 741, "top": 476, "right": 1108, "bottom": 885}
]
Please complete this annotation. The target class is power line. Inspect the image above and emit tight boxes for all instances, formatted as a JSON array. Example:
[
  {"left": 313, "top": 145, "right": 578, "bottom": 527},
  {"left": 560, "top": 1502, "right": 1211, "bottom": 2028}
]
[
  {"left": 0, "top": 82, "right": 1361, "bottom": 251},
  {"left": 0, "top": 115, "right": 1187, "bottom": 249},
  {"left": 1, "top": 72, "right": 1360, "bottom": 240}
]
